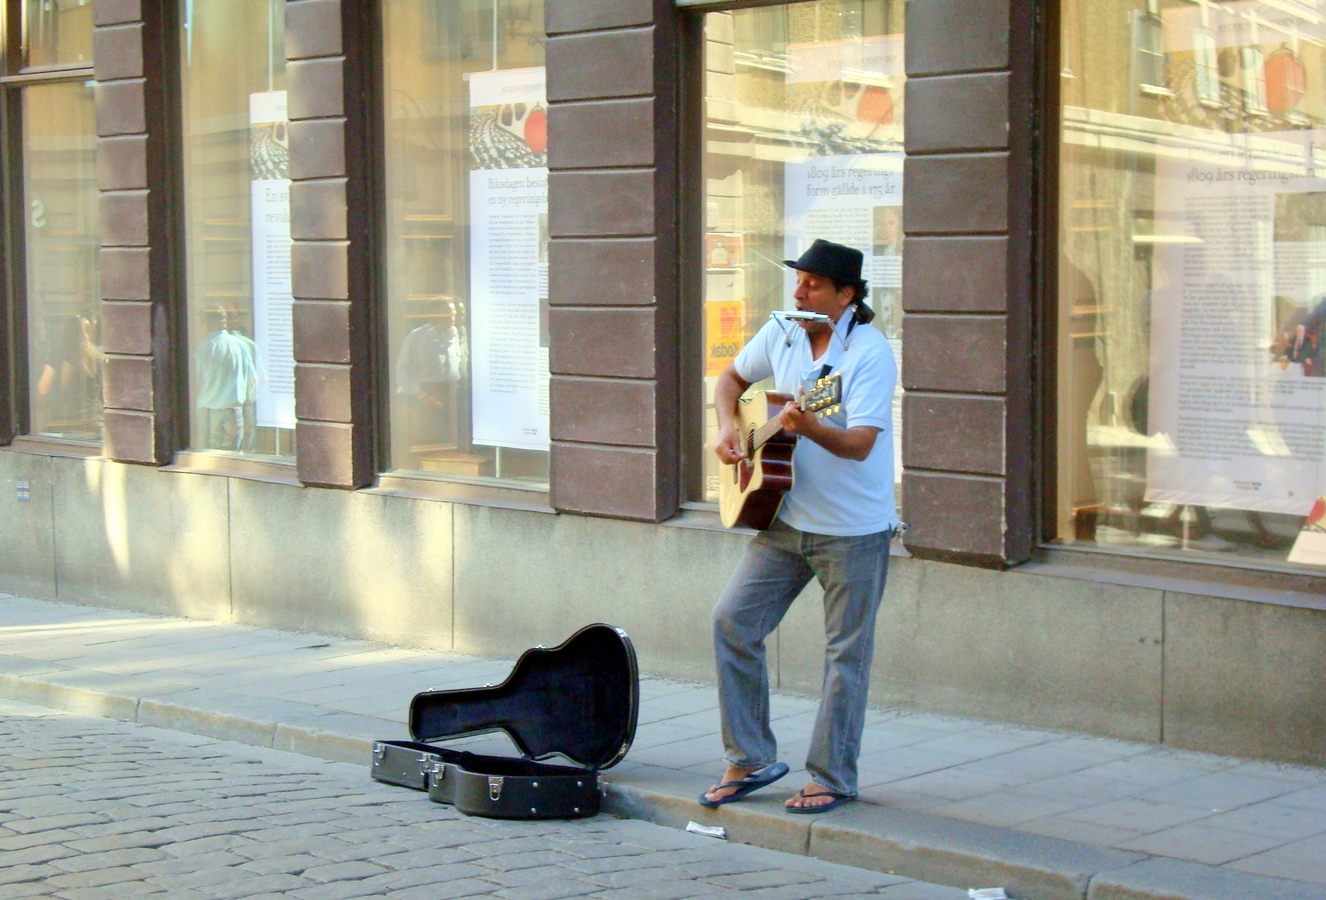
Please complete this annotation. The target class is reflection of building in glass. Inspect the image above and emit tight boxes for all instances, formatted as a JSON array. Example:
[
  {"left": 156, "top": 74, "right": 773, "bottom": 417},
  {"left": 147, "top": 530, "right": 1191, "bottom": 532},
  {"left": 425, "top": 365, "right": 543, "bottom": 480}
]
[
  {"left": 700, "top": 0, "right": 905, "bottom": 501},
  {"left": 384, "top": 0, "right": 549, "bottom": 484},
  {"left": 181, "top": 0, "right": 295, "bottom": 461},
  {"left": 23, "top": 79, "right": 101, "bottom": 443},
  {"left": 1059, "top": 0, "right": 1326, "bottom": 567}
]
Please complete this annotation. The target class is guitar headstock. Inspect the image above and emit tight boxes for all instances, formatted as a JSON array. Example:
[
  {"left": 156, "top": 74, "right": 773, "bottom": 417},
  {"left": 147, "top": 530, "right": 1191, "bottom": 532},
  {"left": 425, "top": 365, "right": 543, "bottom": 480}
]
[{"left": 800, "top": 372, "right": 842, "bottom": 420}]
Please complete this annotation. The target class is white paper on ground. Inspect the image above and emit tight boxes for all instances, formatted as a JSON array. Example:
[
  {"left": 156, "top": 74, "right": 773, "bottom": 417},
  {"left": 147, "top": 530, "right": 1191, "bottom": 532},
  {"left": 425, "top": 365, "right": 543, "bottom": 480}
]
[{"left": 684, "top": 821, "right": 727, "bottom": 840}]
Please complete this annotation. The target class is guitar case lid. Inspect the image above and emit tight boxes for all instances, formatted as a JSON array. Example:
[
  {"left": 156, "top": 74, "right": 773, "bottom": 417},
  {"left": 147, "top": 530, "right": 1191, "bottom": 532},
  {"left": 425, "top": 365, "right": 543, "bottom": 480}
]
[{"left": 409, "top": 623, "right": 638, "bottom": 771}]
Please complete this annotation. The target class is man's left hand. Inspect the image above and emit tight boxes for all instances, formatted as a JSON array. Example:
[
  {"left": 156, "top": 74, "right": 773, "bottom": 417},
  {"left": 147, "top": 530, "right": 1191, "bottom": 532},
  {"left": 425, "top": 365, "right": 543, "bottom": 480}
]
[
  {"left": 778, "top": 399, "right": 816, "bottom": 437},
  {"left": 780, "top": 389, "right": 879, "bottom": 461}
]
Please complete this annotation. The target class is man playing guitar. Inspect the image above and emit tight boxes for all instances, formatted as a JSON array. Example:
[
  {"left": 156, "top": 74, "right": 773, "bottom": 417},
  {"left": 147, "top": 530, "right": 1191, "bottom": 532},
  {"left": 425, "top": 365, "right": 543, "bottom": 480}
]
[{"left": 701, "top": 239, "right": 900, "bottom": 814}]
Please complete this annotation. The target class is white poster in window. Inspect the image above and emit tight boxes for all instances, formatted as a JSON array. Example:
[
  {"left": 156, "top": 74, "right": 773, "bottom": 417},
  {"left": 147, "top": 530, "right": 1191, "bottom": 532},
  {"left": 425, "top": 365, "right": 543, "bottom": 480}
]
[
  {"left": 249, "top": 90, "right": 295, "bottom": 429},
  {"left": 1147, "top": 129, "right": 1326, "bottom": 515},
  {"left": 468, "top": 67, "right": 549, "bottom": 451},
  {"left": 784, "top": 153, "right": 904, "bottom": 482}
]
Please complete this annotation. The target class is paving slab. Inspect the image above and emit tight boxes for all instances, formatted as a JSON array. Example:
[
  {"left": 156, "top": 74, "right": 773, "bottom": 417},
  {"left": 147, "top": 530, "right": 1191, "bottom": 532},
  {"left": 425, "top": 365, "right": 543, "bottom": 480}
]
[{"left": 1, "top": 594, "right": 1324, "bottom": 900}]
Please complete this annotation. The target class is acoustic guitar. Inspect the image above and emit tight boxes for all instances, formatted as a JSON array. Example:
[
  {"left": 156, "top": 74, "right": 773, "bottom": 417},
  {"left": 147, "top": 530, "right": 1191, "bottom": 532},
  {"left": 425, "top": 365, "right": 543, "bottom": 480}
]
[{"left": 718, "top": 373, "right": 842, "bottom": 530}]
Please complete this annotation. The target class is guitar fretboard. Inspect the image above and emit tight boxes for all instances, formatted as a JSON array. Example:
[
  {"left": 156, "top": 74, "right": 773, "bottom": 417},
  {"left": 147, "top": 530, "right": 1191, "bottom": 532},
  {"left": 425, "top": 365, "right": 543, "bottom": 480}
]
[
  {"left": 746, "top": 377, "right": 839, "bottom": 455},
  {"left": 749, "top": 416, "right": 785, "bottom": 454}
]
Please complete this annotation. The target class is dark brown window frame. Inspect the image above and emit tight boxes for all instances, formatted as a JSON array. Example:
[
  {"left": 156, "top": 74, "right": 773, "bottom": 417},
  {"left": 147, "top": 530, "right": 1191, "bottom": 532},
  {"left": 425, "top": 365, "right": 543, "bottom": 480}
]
[
  {"left": 170, "top": 0, "right": 299, "bottom": 481},
  {"left": 1033, "top": 0, "right": 1326, "bottom": 598},
  {"left": 674, "top": 0, "right": 909, "bottom": 517},
  {"left": 0, "top": 0, "right": 97, "bottom": 452},
  {"left": 367, "top": 0, "right": 560, "bottom": 502}
]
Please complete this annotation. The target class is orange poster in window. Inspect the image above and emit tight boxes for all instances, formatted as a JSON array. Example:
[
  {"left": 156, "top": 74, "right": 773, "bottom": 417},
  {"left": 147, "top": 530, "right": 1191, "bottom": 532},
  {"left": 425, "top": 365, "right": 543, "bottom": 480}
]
[{"left": 705, "top": 300, "right": 746, "bottom": 377}]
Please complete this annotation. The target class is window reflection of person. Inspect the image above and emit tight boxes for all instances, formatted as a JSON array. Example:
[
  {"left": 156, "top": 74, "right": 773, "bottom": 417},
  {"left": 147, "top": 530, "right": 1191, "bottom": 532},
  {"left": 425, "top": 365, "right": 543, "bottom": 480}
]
[
  {"left": 35, "top": 315, "right": 100, "bottom": 434},
  {"left": 395, "top": 301, "right": 466, "bottom": 457},
  {"left": 1284, "top": 297, "right": 1326, "bottom": 377},
  {"left": 194, "top": 309, "right": 258, "bottom": 452}
]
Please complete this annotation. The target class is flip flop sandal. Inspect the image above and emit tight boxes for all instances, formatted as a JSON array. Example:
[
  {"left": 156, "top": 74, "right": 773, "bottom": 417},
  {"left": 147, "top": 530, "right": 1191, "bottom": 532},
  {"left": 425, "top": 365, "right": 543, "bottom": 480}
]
[
  {"left": 697, "top": 761, "right": 790, "bottom": 808},
  {"left": 784, "top": 788, "right": 855, "bottom": 814}
]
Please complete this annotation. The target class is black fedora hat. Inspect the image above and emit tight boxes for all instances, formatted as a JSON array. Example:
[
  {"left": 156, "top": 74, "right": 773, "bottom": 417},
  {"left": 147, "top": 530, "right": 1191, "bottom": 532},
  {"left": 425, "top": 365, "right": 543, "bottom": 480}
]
[{"left": 784, "top": 239, "right": 866, "bottom": 288}]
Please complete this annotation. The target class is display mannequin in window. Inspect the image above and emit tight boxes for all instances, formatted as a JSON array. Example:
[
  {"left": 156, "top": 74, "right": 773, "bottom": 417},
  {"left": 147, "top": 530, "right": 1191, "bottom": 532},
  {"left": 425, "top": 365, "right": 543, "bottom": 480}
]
[{"left": 702, "top": 239, "right": 901, "bottom": 814}]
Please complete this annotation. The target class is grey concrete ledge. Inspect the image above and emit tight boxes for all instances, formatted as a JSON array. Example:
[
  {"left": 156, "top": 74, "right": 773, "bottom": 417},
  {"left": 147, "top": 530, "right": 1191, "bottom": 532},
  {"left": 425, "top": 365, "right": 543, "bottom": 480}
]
[
  {"left": 0, "top": 656, "right": 1314, "bottom": 900},
  {"left": 1087, "top": 857, "right": 1320, "bottom": 900}
]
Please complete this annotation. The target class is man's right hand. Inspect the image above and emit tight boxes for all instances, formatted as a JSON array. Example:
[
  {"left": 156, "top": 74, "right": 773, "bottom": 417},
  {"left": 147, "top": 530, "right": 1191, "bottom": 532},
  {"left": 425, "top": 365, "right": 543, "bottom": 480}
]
[
  {"left": 715, "top": 425, "right": 746, "bottom": 465},
  {"left": 713, "top": 364, "right": 753, "bottom": 465}
]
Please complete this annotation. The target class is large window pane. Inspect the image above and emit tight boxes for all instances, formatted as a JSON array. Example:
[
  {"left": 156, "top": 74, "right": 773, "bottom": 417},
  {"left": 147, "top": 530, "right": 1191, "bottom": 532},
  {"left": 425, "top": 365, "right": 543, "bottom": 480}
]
[
  {"left": 1059, "top": 0, "right": 1326, "bottom": 570},
  {"left": 181, "top": 0, "right": 293, "bottom": 460},
  {"left": 24, "top": 80, "right": 101, "bottom": 442},
  {"left": 24, "top": 0, "right": 93, "bottom": 69},
  {"left": 382, "top": 0, "right": 549, "bottom": 487},
  {"left": 699, "top": 1, "right": 904, "bottom": 503}
]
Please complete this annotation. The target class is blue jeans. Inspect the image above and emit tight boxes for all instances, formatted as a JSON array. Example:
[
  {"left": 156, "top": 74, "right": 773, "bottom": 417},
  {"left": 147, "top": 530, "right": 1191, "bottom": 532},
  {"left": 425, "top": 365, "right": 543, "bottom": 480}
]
[{"left": 712, "top": 519, "right": 892, "bottom": 796}]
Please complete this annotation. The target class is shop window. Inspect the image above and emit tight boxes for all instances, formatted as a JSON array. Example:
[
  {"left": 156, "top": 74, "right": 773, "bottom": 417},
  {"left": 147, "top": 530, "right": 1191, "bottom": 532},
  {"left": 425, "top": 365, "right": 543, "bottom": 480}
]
[
  {"left": 180, "top": 0, "right": 293, "bottom": 460},
  {"left": 1057, "top": 0, "right": 1326, "bottom": 572},
  {"left": 382, "top": 0, "right": 548, "bottom": 488},
  {"left": 1131, "top": 7, "right": 1171, "bottom": 98},
  {"left": 1191, "top": 28, "right": 1219, "bottom": 108},
  {"left": 24, "top": 0, "right": 92, "bottom": 69},
  {"left": 697, "top": 0, "right": 904, "bottom": 504},
  {"left": 4, "top": 1, "right": 100, "bottom": 443},
  {"left": 1241, "top": 46, "right": 1268, "bottom": 116}
]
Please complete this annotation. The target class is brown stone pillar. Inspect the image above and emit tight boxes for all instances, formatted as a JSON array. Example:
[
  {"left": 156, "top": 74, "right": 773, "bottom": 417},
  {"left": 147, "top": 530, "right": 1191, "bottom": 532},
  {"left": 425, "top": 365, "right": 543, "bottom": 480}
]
[
  {"left": 546, "top": 0, "right": 681, "bottom": 521},
  {"left": 94, "top": 0, "right": 184, "bottom": 464},
  {"left": 900, "top": 0, "right": 1039, "bottom": 567},
  {"left": 286, "top": 0, "right": 377, "bottom": 488}
]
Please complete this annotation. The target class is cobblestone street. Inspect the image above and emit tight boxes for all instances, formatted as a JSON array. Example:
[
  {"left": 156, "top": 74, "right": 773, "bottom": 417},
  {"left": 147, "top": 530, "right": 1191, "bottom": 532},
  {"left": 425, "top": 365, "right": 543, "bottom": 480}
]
[{"left": 0, "top": 699, "right": 964, "bottom": 900}]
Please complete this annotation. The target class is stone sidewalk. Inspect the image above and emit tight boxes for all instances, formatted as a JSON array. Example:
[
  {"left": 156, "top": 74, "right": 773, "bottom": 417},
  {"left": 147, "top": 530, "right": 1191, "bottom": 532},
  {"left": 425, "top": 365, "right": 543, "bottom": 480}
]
[{"left": 0, "top": 594, "right": 1322, "bottom": 900}]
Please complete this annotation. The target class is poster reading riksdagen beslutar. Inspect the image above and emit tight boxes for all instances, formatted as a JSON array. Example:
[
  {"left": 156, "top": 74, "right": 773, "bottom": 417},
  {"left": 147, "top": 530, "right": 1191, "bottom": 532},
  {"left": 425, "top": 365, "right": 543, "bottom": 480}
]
[
  {"left": 467, "top": 67, "right": 549, "bottom": 453},
  {"left": 248, "top": 89, "right": 295, "bottom": 430}
]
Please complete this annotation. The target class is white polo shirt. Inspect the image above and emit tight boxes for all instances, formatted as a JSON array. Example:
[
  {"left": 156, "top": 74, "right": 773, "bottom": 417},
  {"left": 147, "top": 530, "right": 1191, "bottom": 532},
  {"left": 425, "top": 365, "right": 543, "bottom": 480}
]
[{"left": 733, "top": 314, "right": 899, "bottom": 537}]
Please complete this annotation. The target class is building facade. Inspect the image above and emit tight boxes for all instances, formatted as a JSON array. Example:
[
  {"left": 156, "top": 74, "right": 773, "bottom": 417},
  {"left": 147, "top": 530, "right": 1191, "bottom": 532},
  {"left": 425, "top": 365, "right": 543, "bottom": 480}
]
[{"left": 1, "top": 0, "right": 1323, "bottom": 765}]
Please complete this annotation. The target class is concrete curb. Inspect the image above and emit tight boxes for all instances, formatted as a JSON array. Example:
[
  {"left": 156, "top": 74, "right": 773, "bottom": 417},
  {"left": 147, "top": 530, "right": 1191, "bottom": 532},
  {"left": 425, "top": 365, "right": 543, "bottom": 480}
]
[
  {"left": 0, "top": 662, "right": 1314, "bottom": 900},
  {"left": 1085, "top": 858, "right": 1320, "bottom": 900}
]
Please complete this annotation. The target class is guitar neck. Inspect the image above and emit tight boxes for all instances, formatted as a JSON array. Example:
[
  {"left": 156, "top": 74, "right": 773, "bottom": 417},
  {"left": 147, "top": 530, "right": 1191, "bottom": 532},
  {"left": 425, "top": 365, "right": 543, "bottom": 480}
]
[
  {"left": 749, "top": 416, "right": 785, "bottom": 454},
  {"left": 749, "top": 393, "right": 816, "bottom": 453},
  {"left": 743, "top": 375, "right": 840, "bottom": 456}
]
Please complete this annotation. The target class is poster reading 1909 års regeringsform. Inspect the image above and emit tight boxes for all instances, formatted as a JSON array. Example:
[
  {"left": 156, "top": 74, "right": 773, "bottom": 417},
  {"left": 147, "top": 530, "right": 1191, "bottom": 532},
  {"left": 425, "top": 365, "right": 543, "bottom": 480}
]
[
  {"left": 467, "top": 67, "right": 550, "bottom": 452},
  {"left": 1146, "top": 3, "right": 1326, "bottom": 567}
]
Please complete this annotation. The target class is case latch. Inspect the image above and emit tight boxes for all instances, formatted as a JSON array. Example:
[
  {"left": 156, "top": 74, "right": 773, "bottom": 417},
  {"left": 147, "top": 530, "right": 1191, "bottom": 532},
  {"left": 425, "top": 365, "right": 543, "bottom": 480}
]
[
  {"left": 372, "top": 743, "right": 386, "bottom": 761},
  {"left": 488, "top": 776, "right": 504, "bottom": 802}
]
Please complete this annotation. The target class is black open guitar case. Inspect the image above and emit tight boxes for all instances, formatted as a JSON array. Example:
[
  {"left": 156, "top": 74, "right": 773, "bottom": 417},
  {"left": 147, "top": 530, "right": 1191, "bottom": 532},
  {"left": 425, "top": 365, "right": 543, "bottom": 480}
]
[{"left": 370, "top": 623, "right": 638, "bottom": 820}]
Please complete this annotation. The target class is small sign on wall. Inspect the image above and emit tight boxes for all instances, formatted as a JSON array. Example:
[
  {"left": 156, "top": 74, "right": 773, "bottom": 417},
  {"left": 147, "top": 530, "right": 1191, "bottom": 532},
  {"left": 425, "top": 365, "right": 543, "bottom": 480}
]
[{"left": 16, "top": 479, "right": 30, "bottom": 502}]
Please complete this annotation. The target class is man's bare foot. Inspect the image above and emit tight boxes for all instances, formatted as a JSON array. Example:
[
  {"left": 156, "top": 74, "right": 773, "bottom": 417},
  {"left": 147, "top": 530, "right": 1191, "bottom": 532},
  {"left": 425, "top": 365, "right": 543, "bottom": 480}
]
[
  {"left": 784, "top": 783, "right": 847, "bottom": 810},
  {"left": 702, "top": 765, "right": 756, "bottom": 805}
]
